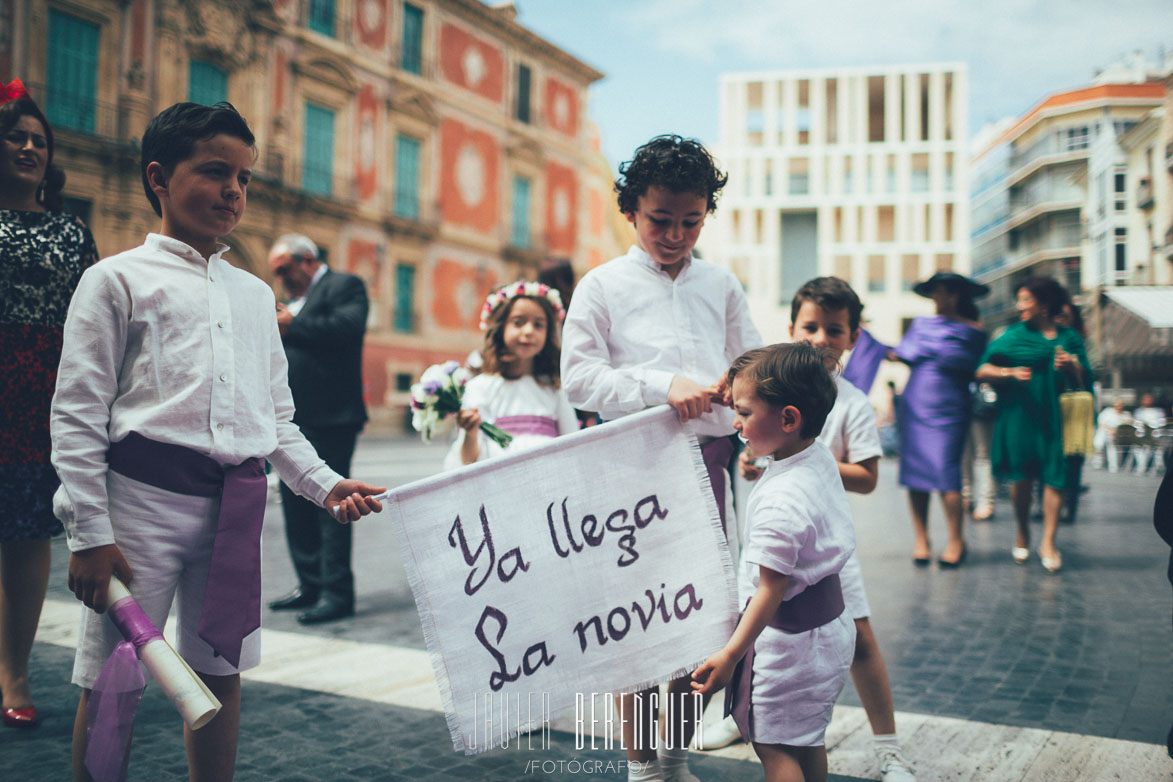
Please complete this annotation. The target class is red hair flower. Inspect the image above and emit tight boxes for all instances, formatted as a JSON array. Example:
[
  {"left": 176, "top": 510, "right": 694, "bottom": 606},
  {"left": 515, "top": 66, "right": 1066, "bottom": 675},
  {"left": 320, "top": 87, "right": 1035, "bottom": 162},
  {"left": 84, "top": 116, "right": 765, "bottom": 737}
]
[{"left": 0, "top": 78, "right": 29, "bottom": 105}]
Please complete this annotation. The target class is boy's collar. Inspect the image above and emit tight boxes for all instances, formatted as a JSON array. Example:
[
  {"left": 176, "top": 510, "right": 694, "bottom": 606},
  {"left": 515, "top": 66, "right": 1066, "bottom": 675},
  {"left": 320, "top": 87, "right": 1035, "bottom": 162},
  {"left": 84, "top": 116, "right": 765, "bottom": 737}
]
[
  {"left": 146, "top": 233, "right": 230, "bottom": 264},
  {"left": 629, "top": 244, "right": 693, "bottom": 277}
]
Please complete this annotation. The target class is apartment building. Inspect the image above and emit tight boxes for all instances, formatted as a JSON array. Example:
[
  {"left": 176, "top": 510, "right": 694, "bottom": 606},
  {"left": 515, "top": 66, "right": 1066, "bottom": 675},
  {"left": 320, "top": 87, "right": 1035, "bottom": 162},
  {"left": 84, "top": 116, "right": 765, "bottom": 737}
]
[
  {"left": 1, "top": 0, "right": 623, "bottom": 425},
  {"left": 704, "top": 63, "right": 969, "bottom": 347}
]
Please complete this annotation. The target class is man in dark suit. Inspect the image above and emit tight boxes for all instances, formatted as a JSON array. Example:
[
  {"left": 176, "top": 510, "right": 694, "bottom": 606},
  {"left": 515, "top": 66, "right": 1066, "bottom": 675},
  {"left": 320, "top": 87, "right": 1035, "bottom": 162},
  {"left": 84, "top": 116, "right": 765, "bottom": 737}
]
[{"left": 268, "top": 234, "right": 369, "bottom": 624}]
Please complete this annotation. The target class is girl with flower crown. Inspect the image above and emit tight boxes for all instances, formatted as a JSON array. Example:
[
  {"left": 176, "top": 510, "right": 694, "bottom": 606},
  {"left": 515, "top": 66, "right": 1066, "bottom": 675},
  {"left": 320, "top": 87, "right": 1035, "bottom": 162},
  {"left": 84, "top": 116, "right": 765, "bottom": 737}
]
[{"left": 443, "top": 281, "right": 579, "bottom": 468}]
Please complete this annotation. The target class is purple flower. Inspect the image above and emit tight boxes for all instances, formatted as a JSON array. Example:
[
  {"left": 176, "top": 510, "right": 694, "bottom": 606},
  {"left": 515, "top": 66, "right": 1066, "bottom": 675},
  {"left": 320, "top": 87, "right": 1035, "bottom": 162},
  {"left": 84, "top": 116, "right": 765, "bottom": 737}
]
[{"left": 421, "top": 379, "right": 444, "bottom": 395}]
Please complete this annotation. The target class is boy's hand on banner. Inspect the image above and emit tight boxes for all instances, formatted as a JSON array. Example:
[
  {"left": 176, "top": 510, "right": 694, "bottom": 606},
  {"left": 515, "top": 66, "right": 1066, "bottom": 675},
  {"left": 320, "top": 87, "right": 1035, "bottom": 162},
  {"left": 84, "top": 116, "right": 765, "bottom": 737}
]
[
  {"left": 68, "top": 544, "right": 134, "bottom": 614},
  {"left": 668, "top": 376, "right": 713, "bottom": 421},
  {"left": 327, "top": 480, "right": 386, "bottom": 523}
]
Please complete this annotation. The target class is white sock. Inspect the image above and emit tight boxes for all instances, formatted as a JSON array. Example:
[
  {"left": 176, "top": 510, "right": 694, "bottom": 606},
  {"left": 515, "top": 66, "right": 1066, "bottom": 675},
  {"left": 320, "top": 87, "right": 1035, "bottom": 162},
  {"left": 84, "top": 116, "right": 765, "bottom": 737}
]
[
  {"left": 628, "top": 757, "right": 663, "bottom": 782},
  {"left": 657, "top": 745, "right": 701, "bottom": 782},
  {"left": 873, "top": 732, "right": 903, "bottom": 753}
]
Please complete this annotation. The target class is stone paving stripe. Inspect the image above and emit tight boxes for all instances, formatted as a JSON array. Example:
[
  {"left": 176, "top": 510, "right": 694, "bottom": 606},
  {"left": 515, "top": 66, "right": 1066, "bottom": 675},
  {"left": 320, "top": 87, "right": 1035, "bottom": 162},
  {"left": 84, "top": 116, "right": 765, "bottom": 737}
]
[{"left": 38, "top": 598, "right": 1171, "bottom": 781}]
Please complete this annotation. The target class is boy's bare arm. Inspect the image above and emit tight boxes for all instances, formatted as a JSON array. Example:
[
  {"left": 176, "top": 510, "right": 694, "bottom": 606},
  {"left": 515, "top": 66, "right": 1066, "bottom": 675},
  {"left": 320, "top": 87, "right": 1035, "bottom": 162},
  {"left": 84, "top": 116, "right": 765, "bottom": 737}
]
[
  {"left": 839, "top": 456, "right": 879, "bottom": 494},
  {"left": 691, "top": 565, "right": 789, "bottom": 694},
  {"left": 68, "top": 544, "right": 134, "bottom": 614}
]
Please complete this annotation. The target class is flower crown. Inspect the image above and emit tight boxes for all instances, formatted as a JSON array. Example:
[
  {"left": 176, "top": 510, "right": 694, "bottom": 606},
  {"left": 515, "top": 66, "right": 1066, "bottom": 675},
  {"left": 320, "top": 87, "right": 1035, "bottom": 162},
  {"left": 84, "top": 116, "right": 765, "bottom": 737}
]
[
  {"left": 479, "top": 281, "right": 565, "bottom": 331},
  {"left": 0, "top": 79, "right": 30, "bottom": 105}
]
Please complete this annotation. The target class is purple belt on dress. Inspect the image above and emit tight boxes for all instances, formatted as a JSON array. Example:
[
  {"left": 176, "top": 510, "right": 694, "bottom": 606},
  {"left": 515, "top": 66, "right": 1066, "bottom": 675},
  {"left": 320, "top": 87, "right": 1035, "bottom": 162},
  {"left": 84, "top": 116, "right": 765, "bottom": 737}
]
[
  {"left": 723, "top": 573, "right": 845, "bottom": 743},
  {"left": 701, "top": 436, "right": 735, "bottom": 536},
  {"left": 106, "top": 432, "right": 267, "bottom": 668},
  {"left": 494, "top": 415, "right": 558, "bottom": 438}
]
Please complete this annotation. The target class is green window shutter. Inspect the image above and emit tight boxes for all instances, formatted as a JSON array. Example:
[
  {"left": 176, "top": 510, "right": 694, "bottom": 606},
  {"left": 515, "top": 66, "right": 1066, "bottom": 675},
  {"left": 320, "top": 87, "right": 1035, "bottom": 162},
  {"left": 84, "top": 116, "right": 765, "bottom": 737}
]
[
  {"left": 394, "top": 264, "right": 415, "bottom": 333},
  {"left": 188, "top": 61, "right": 227, "bottom": 106},
  {"left": 309, "top": 0, "right": 336, "bottom": 37},
  {"left": 511, "top": 176, "right": 531, "bottom": 248},
  {"left": 46, "top": 10, "right": 99, "bottom": 133},
  {"left": 393, "top": 135, "right": 421, "bottom": 219},
  {"left": 516, "top": 65, "right": 531, "bottom": 123},
  {"left": 401, "top": 3, "right": 424, "bottom": 75},
  {"left": 303, "top": 103, "right": 335, "bottom": 196}
]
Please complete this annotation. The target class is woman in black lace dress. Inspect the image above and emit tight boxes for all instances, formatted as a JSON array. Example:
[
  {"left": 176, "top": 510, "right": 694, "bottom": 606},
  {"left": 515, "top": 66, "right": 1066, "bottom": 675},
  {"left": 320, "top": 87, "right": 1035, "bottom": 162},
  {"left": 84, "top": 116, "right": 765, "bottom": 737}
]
[{"left": 0, "top": 80, "right": 97, "bottom": 726}]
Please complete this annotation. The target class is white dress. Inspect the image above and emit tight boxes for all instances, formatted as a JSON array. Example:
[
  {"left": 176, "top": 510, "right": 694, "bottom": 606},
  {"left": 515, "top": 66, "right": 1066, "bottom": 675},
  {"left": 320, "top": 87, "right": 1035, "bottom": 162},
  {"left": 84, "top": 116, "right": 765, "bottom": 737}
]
[
  {"left": 739, "top": 441, "right": 857, "bottom": 746},
  {"left": 443, "top": 374, "right": 579, "bottom": 469}
]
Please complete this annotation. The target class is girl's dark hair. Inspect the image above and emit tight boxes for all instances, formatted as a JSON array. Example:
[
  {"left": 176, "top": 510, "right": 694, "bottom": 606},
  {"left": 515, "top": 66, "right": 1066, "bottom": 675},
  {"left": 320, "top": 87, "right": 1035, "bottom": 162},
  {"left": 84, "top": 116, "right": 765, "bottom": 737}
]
[
  {"left": 726, "top": 342, "right": 837, "bottom": 440},
  {"left": 1061, "top": 301, "right": 1085, "bottom": 337},
  {"left": 0, "top": 94, "right": 65, "bottom": 211},
  {"left": 140, "top": 101, "right": 255, "bottom": 216},
  {"left": 1017, "top": 276, "right": 1068, "bottom": 320},
  {"left": 614, "top": 135, "right": 728, "bottom": 215},
  {"left": 481, "top": 293, "right": 562, "bottom": 388},
  {"left": 938, "top": 278, "right": 981, "bottom": 321}
]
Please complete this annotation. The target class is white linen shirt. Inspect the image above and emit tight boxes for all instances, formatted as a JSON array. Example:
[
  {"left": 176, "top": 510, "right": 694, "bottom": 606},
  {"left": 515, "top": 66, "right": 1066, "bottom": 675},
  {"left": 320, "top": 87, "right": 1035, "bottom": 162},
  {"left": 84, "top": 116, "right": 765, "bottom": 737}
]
[
  {"left": 50, "top": 234, "right": 341, "bottom": 551},
  {"left": 560, "top": 245, "right": 762, "bottom": 438},
  {"left": 819, "top": 374, "right": 883, "bottom": 464}
]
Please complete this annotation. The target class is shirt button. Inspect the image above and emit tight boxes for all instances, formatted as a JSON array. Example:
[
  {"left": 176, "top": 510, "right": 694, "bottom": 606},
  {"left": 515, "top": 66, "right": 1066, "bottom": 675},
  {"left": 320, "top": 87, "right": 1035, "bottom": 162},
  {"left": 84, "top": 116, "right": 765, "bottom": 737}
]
[
  {"left": 217, "top": 321, "right": 225, "bottom": 328},
  {"left": 216, "top": 423, "right": 224, "bottom": 431},
  {"left": 219, "top": 373, "right": 227, "bottom": 382}
]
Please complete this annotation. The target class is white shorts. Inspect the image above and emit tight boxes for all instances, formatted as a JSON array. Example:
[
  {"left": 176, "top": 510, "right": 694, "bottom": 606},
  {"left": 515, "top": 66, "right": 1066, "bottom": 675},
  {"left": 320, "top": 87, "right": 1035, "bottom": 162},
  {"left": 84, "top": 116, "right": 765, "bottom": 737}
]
[
  {"left": 72, "top": 471, "right": 261, "bottom": 688},
  {"left": 839, "top": 551, "right": 870, "bottom": 620}
]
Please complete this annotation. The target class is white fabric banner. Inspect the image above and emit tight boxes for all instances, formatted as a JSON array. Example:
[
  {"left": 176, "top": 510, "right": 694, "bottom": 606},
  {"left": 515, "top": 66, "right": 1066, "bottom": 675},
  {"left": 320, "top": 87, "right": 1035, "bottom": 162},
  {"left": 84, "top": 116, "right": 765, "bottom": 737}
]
[{"left": 384, "top": 406, "right": 739, "bottom": 754}]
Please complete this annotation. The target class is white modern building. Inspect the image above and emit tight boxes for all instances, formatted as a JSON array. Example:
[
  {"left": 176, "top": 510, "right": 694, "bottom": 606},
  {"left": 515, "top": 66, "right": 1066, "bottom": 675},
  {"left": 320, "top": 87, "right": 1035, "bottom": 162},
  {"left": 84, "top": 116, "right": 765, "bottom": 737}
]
[{"left": 703, "top": 63, "right": 969, "bottom": 347}]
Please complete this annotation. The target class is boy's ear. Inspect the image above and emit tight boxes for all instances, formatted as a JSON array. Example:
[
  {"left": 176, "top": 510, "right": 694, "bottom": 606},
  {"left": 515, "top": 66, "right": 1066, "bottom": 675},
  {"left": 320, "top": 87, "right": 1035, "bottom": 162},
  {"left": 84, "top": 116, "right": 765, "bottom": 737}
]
[
  {"left": 780, "top": 405, "right": 802, "bottom": 432},
  {"left": 788, "top": 322, "right": 796, "bottom": 340},
  {"left": 847, "top": 327, "right": 860, "bottom": 350},
  {"left": 624, "top": 211, "right": 636, "bottom": 225},
  {"left": 146, "top": 161, "right": 169, "bottom": 203}
]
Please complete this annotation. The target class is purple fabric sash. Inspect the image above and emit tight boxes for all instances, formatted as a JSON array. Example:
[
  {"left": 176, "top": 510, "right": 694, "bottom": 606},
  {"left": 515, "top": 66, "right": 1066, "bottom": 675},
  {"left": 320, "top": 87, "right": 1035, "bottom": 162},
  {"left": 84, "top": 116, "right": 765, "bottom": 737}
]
[
  {"left": 701, "top": 436, "right": 735, "bottom": 536},
  {"left": 723, "top": 574, "right": 845, "bottom": 743},
  {"left": 842, "top": 329, "right": 891, "bottom": 395},
  {"left": 107, "top": 432, "right": 267, "bottom": 667},
  {"left": 494, "top": 415, "right": 558, "bottom": 438},
  {"left": 85, "top": 595, "right": 164, "bottom": 782}
]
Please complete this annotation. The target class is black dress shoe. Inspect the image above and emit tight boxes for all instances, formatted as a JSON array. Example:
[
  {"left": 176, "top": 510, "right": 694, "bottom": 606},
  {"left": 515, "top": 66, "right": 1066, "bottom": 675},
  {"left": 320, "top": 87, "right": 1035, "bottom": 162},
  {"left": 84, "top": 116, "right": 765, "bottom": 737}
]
[
  {"left": 297, "top": 601, "right": 354, "bottom": 625},
  {"left": 269, "top": 588, "right": 318, "bottom": 611}
]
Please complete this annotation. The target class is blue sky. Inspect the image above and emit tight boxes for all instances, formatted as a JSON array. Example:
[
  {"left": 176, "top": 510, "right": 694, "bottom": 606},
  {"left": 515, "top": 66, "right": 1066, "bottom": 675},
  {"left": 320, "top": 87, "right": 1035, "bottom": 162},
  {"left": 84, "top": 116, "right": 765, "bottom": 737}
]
[{"left": 513, "top": 0, "right": 1173, "bottom": 170}]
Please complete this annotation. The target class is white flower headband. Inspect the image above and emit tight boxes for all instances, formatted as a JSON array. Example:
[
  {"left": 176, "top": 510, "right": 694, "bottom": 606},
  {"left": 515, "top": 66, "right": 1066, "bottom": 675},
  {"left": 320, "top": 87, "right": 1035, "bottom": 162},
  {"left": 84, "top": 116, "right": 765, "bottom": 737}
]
[{"left": 479, "top": 280, "right": 566, "bottom": 331}]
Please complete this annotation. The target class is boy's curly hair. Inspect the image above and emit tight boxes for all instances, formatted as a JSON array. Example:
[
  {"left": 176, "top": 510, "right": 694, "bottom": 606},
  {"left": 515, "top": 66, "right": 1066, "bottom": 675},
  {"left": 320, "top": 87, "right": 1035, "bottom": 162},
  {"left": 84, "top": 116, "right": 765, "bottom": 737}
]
[
  {"left": 481, "top": 294, "right": 562, "bottom": 388},
  {"left": 614, "top": 135, "right": 728, "bottom": 215},
  {"left": 726, "top": 342, "right": 837, "bottom": 440}
]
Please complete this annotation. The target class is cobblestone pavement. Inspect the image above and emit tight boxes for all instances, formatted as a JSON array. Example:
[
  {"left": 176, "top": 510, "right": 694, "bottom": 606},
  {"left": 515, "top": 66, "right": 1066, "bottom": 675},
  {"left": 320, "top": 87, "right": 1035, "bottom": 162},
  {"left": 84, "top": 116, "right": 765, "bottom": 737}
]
[{"left": 3, "top": 433, "right": 1170, "bottom": 781}]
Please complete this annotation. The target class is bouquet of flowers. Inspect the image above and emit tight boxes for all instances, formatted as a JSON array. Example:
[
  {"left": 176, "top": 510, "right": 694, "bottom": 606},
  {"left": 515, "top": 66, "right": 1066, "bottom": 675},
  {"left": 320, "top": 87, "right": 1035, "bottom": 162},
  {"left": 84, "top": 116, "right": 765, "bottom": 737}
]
[{"left": 409, "top": 360, "right": 513, "bottom": 448}]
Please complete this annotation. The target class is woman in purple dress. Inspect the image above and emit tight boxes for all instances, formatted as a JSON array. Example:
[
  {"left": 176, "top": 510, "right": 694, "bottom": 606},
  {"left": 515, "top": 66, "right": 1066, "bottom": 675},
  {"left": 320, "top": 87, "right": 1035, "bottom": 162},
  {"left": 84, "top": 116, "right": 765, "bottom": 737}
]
[{"left": 892, "top": 273, "right": 988, "bottom": 568}]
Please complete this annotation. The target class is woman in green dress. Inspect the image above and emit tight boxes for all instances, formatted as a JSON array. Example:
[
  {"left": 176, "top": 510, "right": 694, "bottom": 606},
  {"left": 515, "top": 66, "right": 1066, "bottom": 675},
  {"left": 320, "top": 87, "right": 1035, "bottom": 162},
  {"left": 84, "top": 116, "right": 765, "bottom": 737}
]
[{"left": 975, "top": 277, "right": 1089, "bottom": 573}]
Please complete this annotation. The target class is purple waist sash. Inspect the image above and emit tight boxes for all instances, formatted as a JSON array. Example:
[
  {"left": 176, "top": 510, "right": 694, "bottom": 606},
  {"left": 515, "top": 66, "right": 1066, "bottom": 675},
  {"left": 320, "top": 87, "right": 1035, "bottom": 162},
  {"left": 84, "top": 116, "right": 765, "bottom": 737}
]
[
  {"left": 106, "top": 432, "right": 267, "bottom": 668},
  {"left": 723, "top": 574, "right": 845, "bottom": 743},
  {"left": 494, "top": 415, "right": 558, "bottom": 438},
  {"left": 701, "top": 436, "right": 735, "bottom": 536}
]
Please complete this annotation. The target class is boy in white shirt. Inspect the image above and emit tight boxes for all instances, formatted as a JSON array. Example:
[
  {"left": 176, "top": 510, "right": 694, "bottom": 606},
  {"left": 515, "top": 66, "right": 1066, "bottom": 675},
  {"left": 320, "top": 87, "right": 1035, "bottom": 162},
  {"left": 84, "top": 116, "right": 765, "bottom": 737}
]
[
  {"left": 51, "top": 102, "right": 384, "bottom": 782},
  {"left": 561, "top": 134, "right": 761, "bottom": 782},
  {"left": 740, "top": 277, "right": 916, "bottom": 782}
]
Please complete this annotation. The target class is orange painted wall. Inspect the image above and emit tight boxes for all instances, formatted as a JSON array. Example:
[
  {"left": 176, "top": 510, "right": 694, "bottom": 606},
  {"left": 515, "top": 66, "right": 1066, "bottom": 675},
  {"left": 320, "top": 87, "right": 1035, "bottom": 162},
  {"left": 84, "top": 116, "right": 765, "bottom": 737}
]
[
  {"left": 430, "top": 257, "right": 500, "bottom": 332},
  {"left": 544, "top": 77, "right": 579, "bottom": 137},
  {"left": 439, "top": 22, "right": 504, "bottom": 104},
  {"left": 545, "top": 161, "right": 578, "bottom": 256},
  {"left": 439, "top": 118, "right": 499, "bottom": 233}
]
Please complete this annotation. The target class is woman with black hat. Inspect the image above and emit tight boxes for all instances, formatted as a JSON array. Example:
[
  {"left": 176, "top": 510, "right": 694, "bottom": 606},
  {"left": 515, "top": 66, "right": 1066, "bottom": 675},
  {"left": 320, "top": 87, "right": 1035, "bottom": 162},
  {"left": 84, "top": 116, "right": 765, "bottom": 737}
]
[
  {"left": 891, "top": 272, "right": 988, "bottom": 568},
  {"left": 975, "top": 277, "right": 1089, "bottom": 573}
]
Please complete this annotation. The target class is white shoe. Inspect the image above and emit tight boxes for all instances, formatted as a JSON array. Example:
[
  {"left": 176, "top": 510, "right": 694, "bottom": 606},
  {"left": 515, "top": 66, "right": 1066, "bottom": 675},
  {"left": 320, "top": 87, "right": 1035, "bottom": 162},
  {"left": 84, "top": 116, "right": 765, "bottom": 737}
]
[
  {"left": 877, "top": 745, "right": 917, "bottom": 782},
  {"left": 691, "top": 714, "right": 742, "bottom": 750}
]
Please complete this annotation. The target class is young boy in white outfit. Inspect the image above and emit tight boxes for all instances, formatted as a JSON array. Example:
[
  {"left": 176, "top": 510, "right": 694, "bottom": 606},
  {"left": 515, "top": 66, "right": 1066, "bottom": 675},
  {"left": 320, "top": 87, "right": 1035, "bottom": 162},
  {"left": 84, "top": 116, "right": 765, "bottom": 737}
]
[
  {"left": 692, "top": 342, "right": 856, "bottom": 782},
  {"left": 561, "top": 134, "right": 762, "bottom": 782},
  {"left": 739, "top": 277, "right": 917, "bottom": 782},
  {"left": 51, "top": 102, "right": 384, "bottom": 782}
]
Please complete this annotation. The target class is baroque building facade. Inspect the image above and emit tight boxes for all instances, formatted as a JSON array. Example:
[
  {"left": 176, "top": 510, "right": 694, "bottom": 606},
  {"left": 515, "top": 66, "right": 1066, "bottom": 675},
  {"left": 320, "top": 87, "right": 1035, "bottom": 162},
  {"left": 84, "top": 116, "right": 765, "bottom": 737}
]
[{"left": 2, "top": 0, "right": 623, "bottom": 426}]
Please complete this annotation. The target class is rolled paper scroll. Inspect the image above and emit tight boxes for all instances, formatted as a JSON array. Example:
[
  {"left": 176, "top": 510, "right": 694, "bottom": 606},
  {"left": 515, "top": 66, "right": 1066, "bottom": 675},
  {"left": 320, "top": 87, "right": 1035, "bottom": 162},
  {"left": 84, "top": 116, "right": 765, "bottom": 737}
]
[{"left": 106, "top": 578, "right": 222, "bottom": 729}]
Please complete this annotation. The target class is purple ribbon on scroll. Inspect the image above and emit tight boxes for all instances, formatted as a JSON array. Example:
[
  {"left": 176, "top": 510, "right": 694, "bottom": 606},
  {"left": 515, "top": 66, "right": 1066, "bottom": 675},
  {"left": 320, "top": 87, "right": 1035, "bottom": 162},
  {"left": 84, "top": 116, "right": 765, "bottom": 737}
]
[
  {"left": 842, "top": 329, "right": 891, "bottom": 395},
  {"left": 107, "top": 432, "right": 267, "bottom": 667},
  {"left": 85, "top": 595, "right": 164, "bottom": 782}
]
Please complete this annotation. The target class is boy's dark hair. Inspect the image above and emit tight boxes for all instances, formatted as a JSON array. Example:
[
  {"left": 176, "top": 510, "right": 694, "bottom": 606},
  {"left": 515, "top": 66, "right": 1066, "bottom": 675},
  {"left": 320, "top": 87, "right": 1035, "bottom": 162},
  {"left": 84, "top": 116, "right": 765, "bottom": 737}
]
[
  {"left": 481, "top": 293, "right": 563, "bottom": 388},
  {"left": 614, "top": 135, "right": 728, "bottom": 215},
  {"left": 727, "top": 342, "right": 837, "bottom": 440},
  {"left": 140, "top": 102, "right": 255, "bottom": 216},
  {"left": 790, "top": 276, "right": 864, "bottom": 333},
  {"left": 0, "top": 94, "right": 65, "bottom": 211},
  {"left": 1017, "top": 276, "right": 1068, "bottom": 320}
]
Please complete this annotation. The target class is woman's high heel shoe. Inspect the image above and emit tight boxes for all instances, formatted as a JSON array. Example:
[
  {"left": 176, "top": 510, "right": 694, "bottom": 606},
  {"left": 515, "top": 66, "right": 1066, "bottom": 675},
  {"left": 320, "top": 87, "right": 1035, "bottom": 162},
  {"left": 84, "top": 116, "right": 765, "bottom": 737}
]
[{"left": 1012, "top": 546, "right": 1030, "bottom": 564}]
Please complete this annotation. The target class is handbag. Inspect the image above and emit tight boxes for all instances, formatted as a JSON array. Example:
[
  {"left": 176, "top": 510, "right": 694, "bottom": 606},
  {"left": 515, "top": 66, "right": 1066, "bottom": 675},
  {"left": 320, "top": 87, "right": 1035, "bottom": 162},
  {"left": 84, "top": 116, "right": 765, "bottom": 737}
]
[
  {"left": 971, "top": 383, "right": 998, "bottom": 421},
  {"left": 1059, "top": 391, "right": 1095, "bottom": 455}
]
